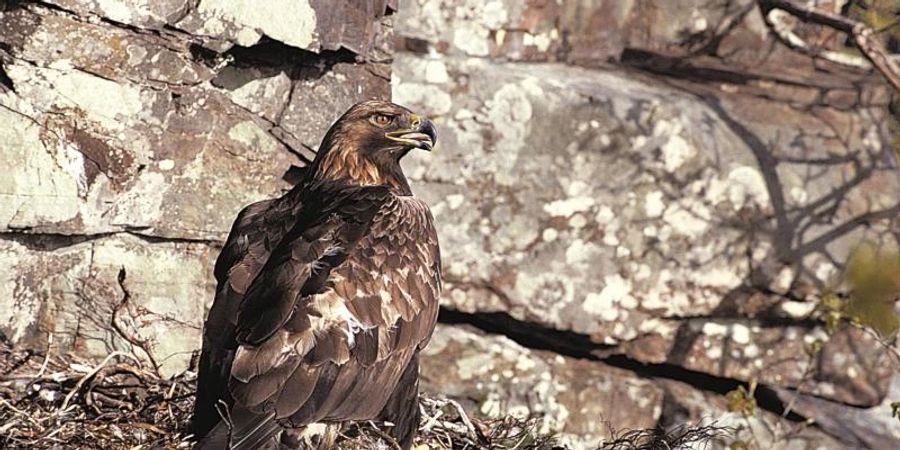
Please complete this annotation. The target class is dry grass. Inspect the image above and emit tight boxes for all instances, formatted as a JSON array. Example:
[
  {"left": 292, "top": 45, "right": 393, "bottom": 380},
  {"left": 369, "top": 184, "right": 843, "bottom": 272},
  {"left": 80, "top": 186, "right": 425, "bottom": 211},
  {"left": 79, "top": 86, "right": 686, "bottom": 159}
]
[
  {"left": 596, "top": 425, "right": 729, "bottom": 450},
  {"left": 0, "top": 337, "right": 193, "bottom": 449},
  {"left": 0, "top": 338, "right": 727, "bottom": 449}
]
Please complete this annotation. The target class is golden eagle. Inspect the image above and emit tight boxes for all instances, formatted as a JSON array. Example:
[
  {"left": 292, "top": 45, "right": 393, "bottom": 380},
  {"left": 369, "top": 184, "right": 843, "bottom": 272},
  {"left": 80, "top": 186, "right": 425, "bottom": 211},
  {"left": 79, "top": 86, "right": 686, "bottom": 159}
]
[{"left": 191, "top": 101, "right": 441, "bottom": 450}]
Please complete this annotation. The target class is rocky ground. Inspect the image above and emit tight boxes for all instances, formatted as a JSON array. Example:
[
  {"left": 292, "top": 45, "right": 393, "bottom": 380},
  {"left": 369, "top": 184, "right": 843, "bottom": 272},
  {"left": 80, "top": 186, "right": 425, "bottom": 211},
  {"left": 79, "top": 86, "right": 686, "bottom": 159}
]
[{"left": 1, "top": 1, "right": 899, "bottom": 449}]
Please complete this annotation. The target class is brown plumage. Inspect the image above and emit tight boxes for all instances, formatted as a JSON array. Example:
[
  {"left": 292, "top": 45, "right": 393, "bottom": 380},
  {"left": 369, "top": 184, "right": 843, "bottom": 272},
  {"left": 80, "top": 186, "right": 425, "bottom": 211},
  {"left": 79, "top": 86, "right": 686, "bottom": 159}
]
[{"left": 191, "top": 101, "right": 440, "bottom": 450}]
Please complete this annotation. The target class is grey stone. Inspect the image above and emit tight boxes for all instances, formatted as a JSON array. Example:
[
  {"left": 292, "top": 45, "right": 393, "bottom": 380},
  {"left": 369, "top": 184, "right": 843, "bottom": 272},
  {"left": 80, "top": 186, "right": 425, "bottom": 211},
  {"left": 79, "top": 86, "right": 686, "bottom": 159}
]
[
  {"left": 395, "top": 0, "right": 762, "bottom": 64},
  {"left": 391, "top": 1, "right": 900, "bottom": 444},
  {"left": 422, "top": 324, "right": 664, "bottom": 449},
  {"left": 771, "top": 374, "right": 900, "bottom": 449},
  {"left": 0, "top": 2, "right": 393, "bottom": 241},
  {"left": 0, "top": 0, "right": 392, "bottom": 375},
  {"left": 0, "top": 233, "right": 216, "bottom": 377},
  {"left": 42, "top": 0, "right": 193, "bottom": 29},
  {"left": 394, "top": 51, "right": 898, "bottom": 407},
  {"left": 658, "top": 379, "right": 847, "bottom": 450},
  {"left": 174, "top": 0, "right": 393, "bottom": 54}
]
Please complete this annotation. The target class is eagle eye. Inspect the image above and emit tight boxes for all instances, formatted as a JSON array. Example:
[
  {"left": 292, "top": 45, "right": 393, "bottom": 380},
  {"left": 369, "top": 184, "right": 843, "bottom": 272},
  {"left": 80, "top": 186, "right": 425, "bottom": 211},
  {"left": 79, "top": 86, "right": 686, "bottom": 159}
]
[{"left": 370, "top": 114, "right": 393, "bottom": 127}]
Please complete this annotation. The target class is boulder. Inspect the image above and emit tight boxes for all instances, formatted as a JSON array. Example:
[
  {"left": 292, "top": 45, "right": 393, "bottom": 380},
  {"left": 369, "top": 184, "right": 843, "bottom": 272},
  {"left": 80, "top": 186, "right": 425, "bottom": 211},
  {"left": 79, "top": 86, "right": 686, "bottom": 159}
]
[
  {"left": 0, "top": 0, "right": 393, "bottom": 374},
  {"left": 422, "top": 324, "right": 664, "bottom": 448}
]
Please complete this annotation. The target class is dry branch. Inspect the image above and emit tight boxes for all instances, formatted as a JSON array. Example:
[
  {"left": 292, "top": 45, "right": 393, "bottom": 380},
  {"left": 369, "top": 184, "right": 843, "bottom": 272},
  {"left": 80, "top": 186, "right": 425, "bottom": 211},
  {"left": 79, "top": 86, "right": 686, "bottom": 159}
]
[
  {"left": 112, "top": 267, "right": 161, "bottom": 374},
  {"left": 759, "top": 0, "right": 900, "bottom": 91}
]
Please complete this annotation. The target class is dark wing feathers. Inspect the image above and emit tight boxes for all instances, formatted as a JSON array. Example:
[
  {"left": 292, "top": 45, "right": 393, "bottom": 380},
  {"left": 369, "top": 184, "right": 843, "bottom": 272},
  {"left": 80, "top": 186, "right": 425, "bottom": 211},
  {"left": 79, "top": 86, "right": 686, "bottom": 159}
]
[
  {"left": 193, "top": 181, "right": 441, "bottom": 449},
  {"left": 274, "top": 364, "right": 320, "bottom": 418},
  {"left": 352, "top": 327, "right": 380, "bottom": 366},
  {"left": 230, "top": 355, "right": 297, "bottom": 411},
  {"left": 193, "top": 196, "right": 296, "bottom": 439},
  {"left": 233, "top": 217, "right": 335, "bottom": 346},
  {"left": 213, "top": 199, "right": 275, "bottom": 283},
  {"left": 235, "top": 185, "right": 390, "bottom": 346}
]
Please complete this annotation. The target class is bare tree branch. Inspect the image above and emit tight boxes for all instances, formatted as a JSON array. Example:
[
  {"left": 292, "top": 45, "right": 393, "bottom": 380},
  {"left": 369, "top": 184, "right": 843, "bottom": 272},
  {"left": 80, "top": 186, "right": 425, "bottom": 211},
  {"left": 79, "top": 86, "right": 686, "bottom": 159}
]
[{"left": 759, "top": 0, "right": 900, "bottom": 92}]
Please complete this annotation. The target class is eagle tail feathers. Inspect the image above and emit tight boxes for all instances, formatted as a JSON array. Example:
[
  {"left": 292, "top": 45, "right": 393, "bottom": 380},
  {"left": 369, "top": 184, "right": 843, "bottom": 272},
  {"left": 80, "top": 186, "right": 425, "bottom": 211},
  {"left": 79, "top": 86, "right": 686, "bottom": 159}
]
[
  {"left": 378, "top": 352, "right": 422, "bottom": 450},
  {"left": 194, "top": 407, "right": 282, "bottom": 450}
]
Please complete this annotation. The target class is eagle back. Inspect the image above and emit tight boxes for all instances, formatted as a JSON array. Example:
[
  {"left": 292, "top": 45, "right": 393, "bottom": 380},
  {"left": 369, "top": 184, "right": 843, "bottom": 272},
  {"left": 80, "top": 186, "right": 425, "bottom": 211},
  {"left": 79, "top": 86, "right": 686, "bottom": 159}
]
[
  {"left": 222, "top": 189, "right": 442, "bottom": 423},
  {"left": 336, "top": 195, "right": 442, "bottom": 326}
]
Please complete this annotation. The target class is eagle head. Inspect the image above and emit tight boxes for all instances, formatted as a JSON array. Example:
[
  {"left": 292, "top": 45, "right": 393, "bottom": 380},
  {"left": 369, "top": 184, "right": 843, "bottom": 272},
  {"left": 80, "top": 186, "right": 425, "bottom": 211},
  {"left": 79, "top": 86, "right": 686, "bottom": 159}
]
[{"left": 312, "top": 100, "right": 437, "bottom": 192}]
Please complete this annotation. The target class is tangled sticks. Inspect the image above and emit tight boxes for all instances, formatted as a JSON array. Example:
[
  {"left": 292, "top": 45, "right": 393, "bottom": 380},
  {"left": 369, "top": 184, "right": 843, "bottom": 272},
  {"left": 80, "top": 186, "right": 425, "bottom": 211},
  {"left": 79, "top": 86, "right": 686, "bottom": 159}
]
[{"left": 0, "top": 336, "right": 728, "bottom": 449}]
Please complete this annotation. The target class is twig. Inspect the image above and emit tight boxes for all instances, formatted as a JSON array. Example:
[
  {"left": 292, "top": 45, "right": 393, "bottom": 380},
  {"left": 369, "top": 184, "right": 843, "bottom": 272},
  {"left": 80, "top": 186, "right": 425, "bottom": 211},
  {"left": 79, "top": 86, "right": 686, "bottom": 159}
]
[
  {"left": 0, "top": 398, "right": 43, "bottom": 427},
  {"left": 446, "top": 398, "right": 479, "bottom": 440},
  {"left": 420, "top": 408, "right": 444, "bottom": 432},
  {"left": 758, "top": 0, "right": 900, "bottom": 92},
  {"left": 112, "top": 267, "right": 161, "bottom": 374},
  {"left": 34, "top": 334, "right": 53, "bottom": 381},
  {"left": 59, "top": 351, "right": 140, "bottom": 413},
  {"left": 366, "top": 421, "right": 402, "bottom": 450}
]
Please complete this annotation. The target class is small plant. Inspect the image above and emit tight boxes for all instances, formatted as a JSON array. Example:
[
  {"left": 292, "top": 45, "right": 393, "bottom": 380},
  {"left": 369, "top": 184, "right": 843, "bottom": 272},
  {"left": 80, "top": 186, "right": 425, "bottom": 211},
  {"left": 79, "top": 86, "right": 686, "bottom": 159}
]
[
  {"left": 819, "top": 292, "right": 845, "bottom": 335},
  {"left": 725, "top": 380, "right": 758, "bottom": 418},
  {"left": 842, "top": 243, "right": 900, "bottom": 338},
  {"left": 819, "top": 242, "right": 900, "bottom": 430},
  {"left": 804, "top": 339, "right": 824, "bottom": 357},
  {"left": 816, "top": 243, "right": 900, "bottom": 338}
]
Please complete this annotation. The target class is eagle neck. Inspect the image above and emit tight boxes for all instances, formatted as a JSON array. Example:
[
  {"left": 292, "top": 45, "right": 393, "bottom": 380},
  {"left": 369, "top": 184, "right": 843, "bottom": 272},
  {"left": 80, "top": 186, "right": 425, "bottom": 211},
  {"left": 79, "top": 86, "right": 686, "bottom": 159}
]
[
  {"left": 386, "top": 166, "right": 413, "bottom": 196},
  {"left": 312, "top": 142, "right": 382, "bottom": 186},
  {"left": 309, "top": 141, "right": 414, "bottom": 196}
]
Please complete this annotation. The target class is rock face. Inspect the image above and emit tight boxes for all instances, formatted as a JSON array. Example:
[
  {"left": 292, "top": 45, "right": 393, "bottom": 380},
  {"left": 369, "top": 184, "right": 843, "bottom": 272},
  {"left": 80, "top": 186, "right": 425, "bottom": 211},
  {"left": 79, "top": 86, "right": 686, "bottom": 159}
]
[
  {"left": 0, "top": 0, "right": 393, "bottom": 376},
  {"left": 422, "top": 324, "right": 664, "bottom": 447},
  {"left": 1, "top": 0, "right": 899, "bottom": 449},
  {"left": 394, "top": 0, "right": 900, "bottom": 448}
]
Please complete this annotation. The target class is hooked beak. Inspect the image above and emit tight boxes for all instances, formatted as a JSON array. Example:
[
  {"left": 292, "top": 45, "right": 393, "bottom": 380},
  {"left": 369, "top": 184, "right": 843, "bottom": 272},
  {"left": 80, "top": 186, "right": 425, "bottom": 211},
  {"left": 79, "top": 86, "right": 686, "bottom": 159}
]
[{"left": 386, "top": 117, "right": 437, "bottom": 151}]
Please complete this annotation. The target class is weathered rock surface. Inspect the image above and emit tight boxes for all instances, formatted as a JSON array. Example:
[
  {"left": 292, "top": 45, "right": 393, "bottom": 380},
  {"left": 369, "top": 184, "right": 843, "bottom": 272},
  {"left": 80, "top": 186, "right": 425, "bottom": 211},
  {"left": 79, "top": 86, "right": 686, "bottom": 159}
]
[
  {"left": 1, "top": 0, "right": 898, "bottom": 448},
  {"left": 0, "top": 233, "right": 215, "bottom": 377},
  {"left": 422, "top": 324, "right": 663, "bottom": 448},
  {"left": 396, "top": 0, "right": 767, "bottom": 65},
  {"left": 395, "top": 52, "right": 897, "bottom": 406},
  {"left": 0, "top": 0, "right": 393, "bottom": 374},
  {"left": 394, "top": 0, "right": 900, "bottom": 447},
  {"left": 423, "top": 324, "right": 866, "bottom": 449},
  {"left": 657, "top": 378, "right": 849, "bottom": 450}
]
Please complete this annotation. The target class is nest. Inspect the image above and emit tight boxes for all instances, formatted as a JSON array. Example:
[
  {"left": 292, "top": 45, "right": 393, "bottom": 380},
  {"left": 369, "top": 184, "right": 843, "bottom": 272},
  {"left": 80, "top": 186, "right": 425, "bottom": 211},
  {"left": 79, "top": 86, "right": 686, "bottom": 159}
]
[
  {"left": 0, "top": 337, "right": 193, "bottom": 449},
  {"left": 0, "top": 338, "right": 726, "bottom": 450}
]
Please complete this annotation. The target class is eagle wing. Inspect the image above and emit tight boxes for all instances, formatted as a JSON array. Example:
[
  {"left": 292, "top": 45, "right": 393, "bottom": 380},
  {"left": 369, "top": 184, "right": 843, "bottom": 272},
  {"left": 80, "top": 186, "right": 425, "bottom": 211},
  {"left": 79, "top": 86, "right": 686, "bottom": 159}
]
[{"left": 192, "top": 182, "right": 441, "bottom": 449}]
